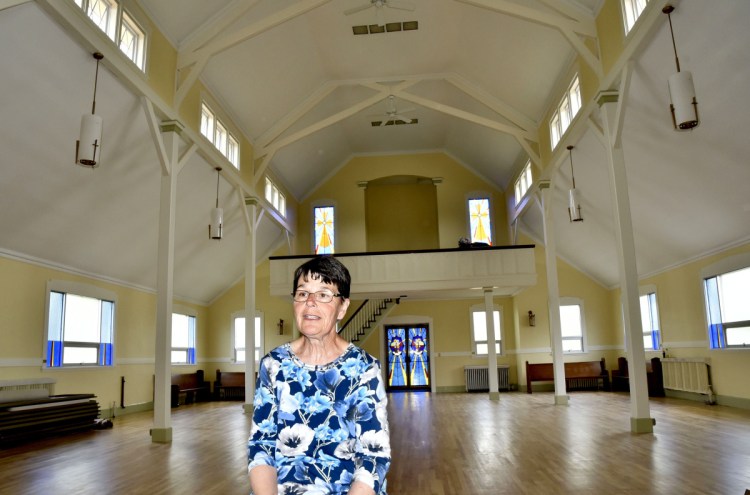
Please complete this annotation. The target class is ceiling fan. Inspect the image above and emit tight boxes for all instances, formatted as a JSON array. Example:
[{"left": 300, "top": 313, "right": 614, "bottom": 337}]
[
  {"left": 371, "top": 95, "right": 416, "bottom": 126},
  {"left": 344, "top": 0, "right": 416, "bottom": 18}
]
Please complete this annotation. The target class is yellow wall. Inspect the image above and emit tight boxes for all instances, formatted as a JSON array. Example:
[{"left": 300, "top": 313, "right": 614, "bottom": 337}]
[
  {"left": 0, "top": 256, "right": 207, "bottom": 409},
  {"left": 297, "top": 152, "right": 509, "bottom": 255},
  {"left": 597, "top": 0, "right": 627, "bottom": 77}
]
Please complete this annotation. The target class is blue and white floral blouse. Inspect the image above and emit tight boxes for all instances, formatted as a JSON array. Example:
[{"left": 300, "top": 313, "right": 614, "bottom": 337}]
[{"left": 248, "top": 343, "right": 391, "bottom": 494}]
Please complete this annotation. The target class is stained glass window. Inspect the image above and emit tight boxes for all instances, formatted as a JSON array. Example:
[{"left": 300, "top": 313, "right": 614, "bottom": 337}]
[
  {"left": 408, "top": 327, "right": 430, "bottom": 387},
  {"left": 468, "top": 198, "right": 492, "bottom": 245},
  {"left": 387, "top": 327, "right": 407, "bottom": 388},
  {"left": 386, "top": 325, "right": 430, "bottom": 389},
  {"left": 314, "top": 206, "right": 335, "bottom": 254}
]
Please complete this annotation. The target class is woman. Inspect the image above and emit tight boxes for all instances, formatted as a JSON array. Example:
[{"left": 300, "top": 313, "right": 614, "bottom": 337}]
[{"left": 248, "top": 256, "right": 391, "bottom": 495}]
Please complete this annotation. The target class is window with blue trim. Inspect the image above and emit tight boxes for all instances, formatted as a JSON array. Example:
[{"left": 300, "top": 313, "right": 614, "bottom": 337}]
[
  {"left": 639, "top": 291, "right": 661, "bottom": 351},
  {"left": 172, "top": 313, "right": 196, "bottom": 364},
  {"left": 704, "top": 266, "right": 750, "bottom": 349},
  {"left": 45, "top": 282, "right": 115, "bottom": 367}
]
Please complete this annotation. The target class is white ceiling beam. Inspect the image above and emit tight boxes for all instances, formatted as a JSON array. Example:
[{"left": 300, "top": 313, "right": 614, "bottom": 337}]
[
  {"left": 177, "top": 0, "right": 331, "bottom": 71},
  {"left": 445, "top": 74, "right": 537, "bottom": 133},
  {"left": 175, "top": 0, "right": 331, "bottom": 106},
  {"left": 536, "top": 0, "right": 592, "bottom": 24},
  {"left": 456, "top": 0, "right": 601, "bottom": 77},
  {"left": 256, "top": 81, "right": 340, "bottom": 149},
  {"left": 177, "top": 0, "right": 261, "bottom": 55},
  {"left": 610, "top": 61, "right": 633, "bottom": 148},
  {"left": 396, "top": 92, "right": 536, "bottom": 142},
  {"left": 253, "top": 91, "right": 388, "bottom": 183},
  {"left": 559, "top": 28, "right": 602, "bottom": 78},
  {"left": 456, "top": 0, "right": 596, "bottom": 37},
  {"left": 142, "top": 97, "right": 171, "bottom": 176},
  {"left": 0, "top": 0, "right": 30, "bottom": 11}
]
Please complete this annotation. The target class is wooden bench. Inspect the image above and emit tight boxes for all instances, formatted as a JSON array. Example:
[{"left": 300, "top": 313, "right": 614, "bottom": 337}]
[
  {"left": 213, "top": 370, "right": 245, "bottom": 401},
  {"left": 525, "top": 359, "right": 609, "bottom": 393},
  {"left": 171, "top": 370, "right": 210, "bottom": 407},
  {"left": 611, "top": 357, "right": 665, "bottom": 397}
]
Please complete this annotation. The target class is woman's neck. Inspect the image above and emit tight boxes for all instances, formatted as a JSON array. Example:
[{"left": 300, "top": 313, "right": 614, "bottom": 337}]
[{"left": 292, "top": 335, "right": 349, "bottom": 366}]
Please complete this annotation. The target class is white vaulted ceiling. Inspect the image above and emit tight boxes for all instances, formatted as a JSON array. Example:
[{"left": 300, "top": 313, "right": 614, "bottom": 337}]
[{"left": 0, "top": 0, "right": 749, "bottom": 304}]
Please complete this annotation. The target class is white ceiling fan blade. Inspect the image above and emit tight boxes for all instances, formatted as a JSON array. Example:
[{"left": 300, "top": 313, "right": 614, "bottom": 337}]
[
  {"left": 386, "top": 0, "right": 415, "bottom": 12},
  {"left": 392, "top": 114, "right": 413, "bottom": 124},
  {"left": 344, "top": 3, "right": 373, "bottom": 16}
]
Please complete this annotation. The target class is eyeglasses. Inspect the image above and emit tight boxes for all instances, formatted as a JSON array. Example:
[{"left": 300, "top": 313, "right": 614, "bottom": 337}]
[{"left": 292, "top": 290, "right": 342, "bottom": 303}]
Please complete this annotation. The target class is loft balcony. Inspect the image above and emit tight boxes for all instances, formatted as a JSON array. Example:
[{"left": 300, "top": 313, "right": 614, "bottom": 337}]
[{"left": 269, "top": 245, "right": 536, "bottom": 300}]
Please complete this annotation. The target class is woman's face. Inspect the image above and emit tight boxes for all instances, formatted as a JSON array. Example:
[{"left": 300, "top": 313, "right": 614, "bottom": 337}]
[{"left": 293, "top": 274, "right": 350, "bottom": 340}]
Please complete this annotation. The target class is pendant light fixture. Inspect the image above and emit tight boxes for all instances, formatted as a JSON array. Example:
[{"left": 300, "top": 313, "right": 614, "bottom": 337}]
[
  {"left": 209, "top": 167, "right": 223, "bottom": 240},
  {"left": 75, "top": 52, "right": 104, "bottom": 167},
  {"left": 567, "top": 145, "right": 583, "bottom": 222},
  {"left": 663, "top": 5, "right": 699, "bottom": 130}
]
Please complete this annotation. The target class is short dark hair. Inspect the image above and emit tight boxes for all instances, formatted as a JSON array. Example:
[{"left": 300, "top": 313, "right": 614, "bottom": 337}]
[{"left": 293, "top": 256, "right": 351, "bottom": 298}]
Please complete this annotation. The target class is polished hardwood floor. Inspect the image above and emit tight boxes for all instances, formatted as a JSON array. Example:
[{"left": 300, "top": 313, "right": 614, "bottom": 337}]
[{"left": 1, "top": 391, "right": 749, "bottom": 494}]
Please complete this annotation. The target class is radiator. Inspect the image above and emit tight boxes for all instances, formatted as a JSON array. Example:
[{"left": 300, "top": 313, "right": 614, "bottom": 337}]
[
  {"left": 464, "top": 365, "right": 510, "bottom": 392},
  {"left": 0, "top": 378, "right": 56, "bottom": 403},
  {"left": 567, "top": 378, "right": 602, "bottom": 390},
  {"left": 662, "top": 358, "right": 714, "bottom": 403}
]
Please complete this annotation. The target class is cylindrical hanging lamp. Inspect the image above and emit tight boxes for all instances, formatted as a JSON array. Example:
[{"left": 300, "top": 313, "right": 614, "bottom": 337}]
[
  {"left": 567, "top": 145, "right": 583, "bottom": 222},
  {"left": 75, "top": 52, "right": 104, "bottom": 167},
  {"left": 209, "top": 167, "right": 223, "bottom": 240},
  {"left": 663, "top": 5, "right": 699, "bottom": 130}
]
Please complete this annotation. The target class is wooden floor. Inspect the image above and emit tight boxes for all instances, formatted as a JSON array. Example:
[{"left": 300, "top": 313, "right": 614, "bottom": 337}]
[{"left": 2, "top": 392, "right": 750, "bottom": 494}]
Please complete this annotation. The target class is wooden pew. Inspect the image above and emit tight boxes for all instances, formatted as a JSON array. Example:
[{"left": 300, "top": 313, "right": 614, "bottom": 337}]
[
  {"left": 611, "top": 357, "right": 665, "bottom": 397},
  {"left": 525, "top": 358, "right": 609, "bottom": 393},
  {"left": 170, "top": 370, "right": 210, "bottom": 407},
  {"left": 213, "top": 370, "right": 245, "bottom": 401}
]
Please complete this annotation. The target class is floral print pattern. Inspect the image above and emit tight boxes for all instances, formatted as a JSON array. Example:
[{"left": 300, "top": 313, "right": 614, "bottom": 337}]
[{"left": 248, "top": 343, "right": 391, "bottom": 494}]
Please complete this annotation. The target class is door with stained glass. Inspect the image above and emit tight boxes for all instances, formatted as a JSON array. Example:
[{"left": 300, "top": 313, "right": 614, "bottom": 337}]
[{"left": 385, "top": 325, "right": 430, "bottom": 391}]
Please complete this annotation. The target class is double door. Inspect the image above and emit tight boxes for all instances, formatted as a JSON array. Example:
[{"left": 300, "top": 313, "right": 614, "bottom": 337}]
[{"left": 385, "top": 325, "right": 430, "bottom": 391}]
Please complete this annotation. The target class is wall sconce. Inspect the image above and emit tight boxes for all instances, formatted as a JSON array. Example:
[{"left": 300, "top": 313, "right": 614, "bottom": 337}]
[
  {"left": 209, "top": 167, "right": 223, "bottom": 240},
  {"left": 528, "top": 310, "right": 536, "bottom": 327},
  {"left": 566, "top": 145, "right": 583, "bottom": 222},
  {"left": 75, "top": 52, "right": 104, "bottom": 168},
  {"left": 663, "top": 4, "right": 699, "bottom": 130},
  {"left": 277, "top": 319, "right": 284, "bottom": 335}
]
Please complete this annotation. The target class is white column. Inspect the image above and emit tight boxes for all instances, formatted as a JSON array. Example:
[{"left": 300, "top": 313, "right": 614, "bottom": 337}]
[
  {"left": 597, "top": 91, "right": 653, "bottom": 433},
  {"left": 539, "top": 185, "right": 568, "bottom": 405},
  {"left": 151, "top": 123, "right": 181, "bottom": 443},
  {"left": 483, "top": 288, "right": 500, "bottom": 400},
  {"left": 243, "top": 197, "right": 258, "bottom": 414}
]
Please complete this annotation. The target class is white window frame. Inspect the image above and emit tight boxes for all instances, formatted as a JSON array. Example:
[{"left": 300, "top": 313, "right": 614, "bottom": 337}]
[
  {"left": 549, "top": 74, "right": 582, "bottom": 149},
  {"left": 265, "top": 177, "right": 286, "bottom": 218},
  {"left": 467, "top": 195, "right": 493, "bottom": 245},
  {"left": 560, "top": 297, "right": 586, "bottom": 353},
  {"left": 701, "top": 253, "right": 750, "bottom": 350},
  {"left": 73, "top": 0, "right": 148, "bottom": 71},
  {"left": 171, "top": 311, "right": 196, "bottom": 365},
  {"left": 514, "top": 161, "right": 533, "bottom": 206},
  {"left": 470, "top": 304, "right": 502, "bottom": 356},
  {"left": 200, "top": 101, "right": 241, "bottom": 169},
  {"left": 621, "top": 0, "right": 649, "bottom": 35},
  {"left": 232, "top": 311, "right": 264, "bottom": 365},
  {"left": 43, "top": 280, "right": 117, "bottom": 368},
  {"left": 639, "top": 285, "right": 661, "bottom": 351}
]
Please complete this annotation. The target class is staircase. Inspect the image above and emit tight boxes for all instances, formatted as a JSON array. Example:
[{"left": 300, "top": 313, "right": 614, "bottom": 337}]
[{"left": 338, "top": 298, "right": 399, "bottom": 344}]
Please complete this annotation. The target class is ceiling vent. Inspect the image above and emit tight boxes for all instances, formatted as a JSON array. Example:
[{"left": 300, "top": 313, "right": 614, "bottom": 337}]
[{"left": 352, "top": 21, "right": 418, "bottom": 35}]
